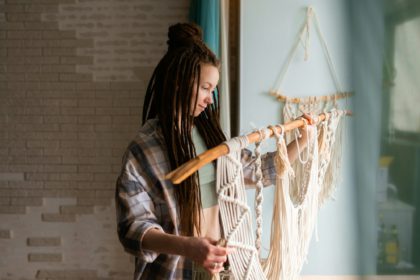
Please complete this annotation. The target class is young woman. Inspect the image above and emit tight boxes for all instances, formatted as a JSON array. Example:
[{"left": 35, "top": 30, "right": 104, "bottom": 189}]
[{"left": 115, "top": 22, "right": 312, "bottom": 280}]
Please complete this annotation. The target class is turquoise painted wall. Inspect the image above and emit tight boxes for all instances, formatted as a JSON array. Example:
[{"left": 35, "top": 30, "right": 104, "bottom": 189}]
[{"left": 240, "top": 0, "right": 364, "bottom": 274}]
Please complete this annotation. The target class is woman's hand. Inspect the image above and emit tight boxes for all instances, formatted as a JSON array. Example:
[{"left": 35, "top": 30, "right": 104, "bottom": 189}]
[
  {"left": 142, "top": 229, "right": 233, "bottom": 274},
  {"left": 184, "top": 237, "right": 232, "bottom": 274},
  {"left": 286, "top": 113, "right": 316, "bottom": 163},
  {"left": 297, "top": 113, "right": 316, "bottom": 144}
]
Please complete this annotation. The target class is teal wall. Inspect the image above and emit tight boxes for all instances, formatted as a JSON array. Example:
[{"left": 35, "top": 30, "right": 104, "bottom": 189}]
[{"left": 240, "top": 0, "right": 363, "bottom": 275}]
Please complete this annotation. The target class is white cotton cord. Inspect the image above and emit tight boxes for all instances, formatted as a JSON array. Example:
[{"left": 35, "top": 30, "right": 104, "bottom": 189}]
[
  {"left": 263, "top": 125, "right": 296, "bottom": 280},
  {"left": 311, "top": 10, "right": 344, "bottom": 94},
  {"left": 318, "top": 109, "right": 345, "bottom": 205},
  {"left": 224, "top": 135, "right": 249, "bottom": 154},
  {"left": 272, "top": 6, "right": 313, "bottom": 93},
  {"left": 217, "top": 136, "right": 267, "bottom": 280},
  {"left": 253, "top": 128, "right": 269, "bottom": 257},
  {"left": 294, "top": 118, "right": 310, "bottom": 164},
  {"left": 264, "top": 121, "right": 320, "bottom": 280}
]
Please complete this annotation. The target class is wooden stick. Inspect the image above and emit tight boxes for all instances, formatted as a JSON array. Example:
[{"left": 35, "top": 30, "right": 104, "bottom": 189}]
[
  {"left": 269, "top": 91, "right": 353, "bottom": 104},
  {"left": 165, "top": 110, "right": 352, "bottom": 184}
]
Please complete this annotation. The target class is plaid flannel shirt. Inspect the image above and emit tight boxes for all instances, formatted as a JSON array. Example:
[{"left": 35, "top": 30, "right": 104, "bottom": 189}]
[{"left": 115, "top": 118, "right": 276, "bottom": 280}]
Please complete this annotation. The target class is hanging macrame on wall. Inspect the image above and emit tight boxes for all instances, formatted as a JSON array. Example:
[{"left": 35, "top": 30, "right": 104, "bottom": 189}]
[
  {"left": 268, "top": 5, "right": 350, "bottom": 204},
  {"left": 269, "top": 6, "right": 351, "bottom": 132},
  {"left": 261, "top": 6, "right": 350, "bottom": 280},
  {"left": 215, "top": 109, "right": 347, "bottom": 280}
]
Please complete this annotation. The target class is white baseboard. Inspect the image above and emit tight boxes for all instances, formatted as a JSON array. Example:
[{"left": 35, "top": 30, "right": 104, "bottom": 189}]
[{"left": 301, "top": 276, "right": 420, "bottom": 280}]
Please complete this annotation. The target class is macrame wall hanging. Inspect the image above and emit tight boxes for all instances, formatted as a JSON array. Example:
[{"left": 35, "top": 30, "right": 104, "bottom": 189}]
[
  {"left": 261, "top": 111, "right": 345, "bottom": 280},
  {"left": 216, "top": 136, "right": 267, "bottom": 280},
  {"left": 269, "top": 6, "right": 351, "bottom": 136},
  {"left": 214, "top": 110, "right": 346, "bottom": 280},
  {"left": 257, "top": 6, "right": 350, "bottom": 280},
  {"left": 166, "top": 109, "right": 348, "bottom": 280}
]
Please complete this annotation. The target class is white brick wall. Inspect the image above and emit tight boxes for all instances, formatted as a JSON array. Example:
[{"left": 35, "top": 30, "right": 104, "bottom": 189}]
[{"left": 0, "top": 0, "right": 189, "bottom": 278}]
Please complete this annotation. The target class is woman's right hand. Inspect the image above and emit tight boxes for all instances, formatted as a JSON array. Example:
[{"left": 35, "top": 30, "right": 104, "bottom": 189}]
[{"left": 184, "top": 237, "right": 232, "bottom": 274}]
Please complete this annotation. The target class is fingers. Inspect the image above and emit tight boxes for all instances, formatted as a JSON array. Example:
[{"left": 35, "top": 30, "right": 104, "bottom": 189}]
[
  {"left": 212, "top": 245, "right": 229, "bottom": 256},
  {"left": 205, "top": 259, "right": 226, "bottom": 274},
  {"left": 203, "top": 241, "right": 231, "bottom": 274},
  {"left": 302, "top": 113, "right": 315, "bottom": 125},
  {"left": 191, "top": 237, "right": 235, "bottom": 274}
]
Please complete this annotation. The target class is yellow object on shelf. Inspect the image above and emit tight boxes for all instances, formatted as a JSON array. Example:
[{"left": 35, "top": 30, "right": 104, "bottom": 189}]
[{"left": 379, "top": 156, "right": 393, "bottom": 167}]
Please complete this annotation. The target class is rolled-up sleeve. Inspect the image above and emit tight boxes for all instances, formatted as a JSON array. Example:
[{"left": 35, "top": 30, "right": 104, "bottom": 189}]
[
  {"left": 241, "top": 148, "right": 276, "bottom": 187},
  {"left": 115, "top": 151, "right": 163, "bottom": 263}
]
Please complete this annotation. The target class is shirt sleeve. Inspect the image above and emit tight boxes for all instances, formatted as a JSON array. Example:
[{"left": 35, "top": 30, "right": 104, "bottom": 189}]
[
  {"left": 115, "top": 149, "right": 164, "bottom": 263},
  {"left": 241, "top": 148, "right": 276, "bottom": 188}
]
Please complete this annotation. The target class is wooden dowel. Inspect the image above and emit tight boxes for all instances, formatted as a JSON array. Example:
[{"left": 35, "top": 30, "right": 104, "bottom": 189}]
[{"left": 165, "top": 110, "right": 352, "bottom": 184}]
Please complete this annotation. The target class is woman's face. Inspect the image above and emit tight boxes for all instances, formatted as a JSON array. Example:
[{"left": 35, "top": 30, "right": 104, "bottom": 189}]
[{"left": 191, "top": 64, "right": 219, "bottom": 117}]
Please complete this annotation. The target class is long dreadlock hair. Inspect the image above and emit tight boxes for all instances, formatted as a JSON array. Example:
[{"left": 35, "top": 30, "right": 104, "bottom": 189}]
[{"left": 142, "top": 23, "right": 226, "bottom": 236}]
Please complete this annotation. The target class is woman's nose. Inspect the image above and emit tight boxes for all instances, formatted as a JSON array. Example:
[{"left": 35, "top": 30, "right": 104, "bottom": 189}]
[{"left": 205, "top": 92, "right": 213, "bottom": 104}]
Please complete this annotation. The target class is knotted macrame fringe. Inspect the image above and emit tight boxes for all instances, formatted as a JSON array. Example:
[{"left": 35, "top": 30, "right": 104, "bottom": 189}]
[
  {"left": 317, "top": 109, "right": 344, "bottom": 205},
  {"left": 216, "top": 136, "right": 267, "bottom": 280},
  {"left": 263, "top": 124, "right": 319, "bottom": 280},
  {"left": 215, "top": 111, "right": 344, "bottom": 280}
]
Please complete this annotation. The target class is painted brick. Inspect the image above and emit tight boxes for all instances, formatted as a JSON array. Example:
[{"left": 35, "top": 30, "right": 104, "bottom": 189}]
[
  {"left": 8, "top": 47, "right": 42, "bottom": 56},
  {"left": 58, "top": 173, "right": 92, "bottom": 181},
  {"left": 43, "top": 165, "right": 77, "bottom": 173},
  {"left": 26, "top": 140, "right": 59, "bottom": 148},
  {"left": 25, "top": 73, "right": 59, "bottom": 81},
  {"left": 78, "top": 98, "right": 111, "bottom": 108},
  {"left": 7, "top": 30, "right": 43, "bottom": 38},
  {"left": 60, "top": 56, "right": 93, "bottom": 64},
  {"left": 77, "top": 197, "right": 110, "bottom": 206},
  {"left": 0, "top": 38, "right": 24, "bottom": 48},
  {"left": 1, "top": 0, "right": 189, "bottom": 278},
  {"left": 43, "top": 116, "right": 78, "bottom": 124},
  {"left": 41, "top": 213, "right": 75, "bottom": 222},
  {"left": 77, "top": 164, "right": 110, "bottom": 173},
  {"left": 77, "top": 115, "right": 111, "bottom": 124},
  {"left": 1, "top": 4, "right": 25, "bottom": 13},
  {"left": 0, "top": 205, "right": 26, "bottom": 214},
  {"left": 24, "top": 21, "right": 58, "bottom": 30},
  {"left": 44, "top": 181, "right": 71, "bottom": 189},
  {"left": 42, "top": 47, "right": 75, "bottom": 56},
  {"left": 25, "top": 56, "right": 60, "bottom": 64},
  {"left": 7, "top": 65, "right": 40, "bottom": 72},
  {"left": 24, "top": 4, "right": 58, "bottom": 13},
  {"left": 60, "top": 108, "right": 94, "bottom": 116},
  {"left": 38, "top": 82, "right": 75, "bottom": 90},
  {"left": 0, "top": 172, "right": 25, "bottom": 181},
  {"left": 6, "top": 13, "right": 41, "bottom": 21},
  {"left": 28, "top": 253, "right": 62, "bottom": 262},
  {"left": 95, "top": 107, "right": 129, "bottom": 116},
  {"left": 27, "top": 237, "right": 61, "bottom": 246},
  {"left": 40, "top": 64, "right": 75, "bottom": 72},
  {"left": 25, "top": 173, "right": 60, "bottom": 182},
  {"left": 10, "top": 197, "right": 43, "bottom": 206},
  {"left": 36, "top": 270, "right": 97, "bottom": 279},
  {"left": 8, "top": 180, "right": 44, "bottom": 188},
  {"left": 60, "top": 205, "right": 93, "bottom": 214},
  {"left": 0, "top": 197, "right": 10, "bottom": 205},
  {"left": 59, "top": 73, "right": 92, "bottom": 81},
  {"left": 75, "top": 81, "right": 110, "bottom": 90},
  {"left": 0, "top": 229, "right": 12, "bottom": 239},
  {"left": 42, "top": 30, "right": 75, "bottom": 39}
]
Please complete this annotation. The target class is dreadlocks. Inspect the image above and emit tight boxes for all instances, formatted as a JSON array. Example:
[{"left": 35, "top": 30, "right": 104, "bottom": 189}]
[{"left": 142, "top": 23, "right": 226, "bottom": 236}]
